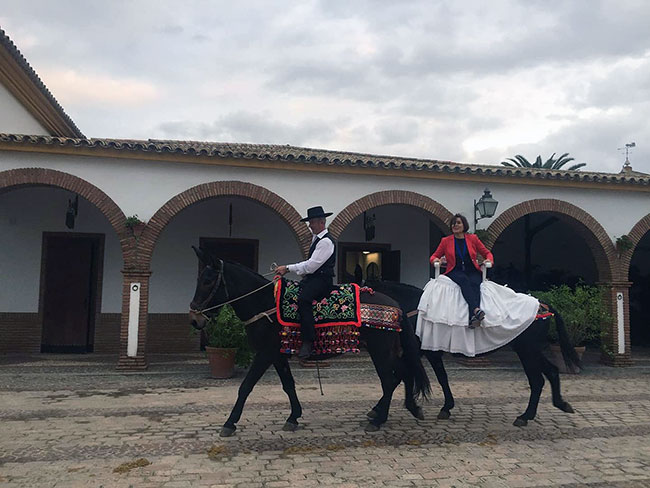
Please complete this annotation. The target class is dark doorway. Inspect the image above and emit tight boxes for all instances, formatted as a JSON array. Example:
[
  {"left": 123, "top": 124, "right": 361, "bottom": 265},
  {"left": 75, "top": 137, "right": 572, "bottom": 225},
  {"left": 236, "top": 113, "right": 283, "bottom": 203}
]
[
  {"left": 490, "top": 213, "right": 598, "bottom": 292},
  {"left": 199, "top": 237, "right": 259, "bottom": 271},
  {"left": 40, "top": 233, "right": 104, "bottom": 353},
  {"left": 630, "top": 231, "right": 650, "bottom": 347},
  {"left": 338, "top": 243, "right": 399, "bottom": 283}
]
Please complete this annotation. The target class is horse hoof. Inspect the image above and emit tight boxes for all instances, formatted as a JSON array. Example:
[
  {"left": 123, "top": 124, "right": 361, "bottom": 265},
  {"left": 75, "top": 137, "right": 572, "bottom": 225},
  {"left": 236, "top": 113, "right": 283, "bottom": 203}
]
[
  {"left": 220, "top": 425, "right": 237, "bottom": 437},
  {"left": 412, "top": 407, "right": 425, "bottom": 421},
  {"left": 365, "top": 422, "right": 381, "bottom": 433},
  {"left": 513, "top": 417, "right": 528, "bottom": 427},
  {"left": 437, "top": 409, "right": 451, "bottom": 420},
  {"left": 366, "top": 409, "right": 378, "bottom": 420},
  {"left": 560, "top": 402, "right": 575, "bottom": 414},
  {"left": 282, "top": 421, "right": 299, "bottom": 432}
]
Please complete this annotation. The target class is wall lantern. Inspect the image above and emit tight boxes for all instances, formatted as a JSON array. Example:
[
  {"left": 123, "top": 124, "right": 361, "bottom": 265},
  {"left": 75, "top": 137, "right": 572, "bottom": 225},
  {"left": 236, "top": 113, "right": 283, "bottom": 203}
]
[
  {"left": 474, "top": 188, "right": 498, "bottom": 231},
  {"left": 65, "top": 194, "right": 79, "bottom": 229},
  {"left": 363, "top": 211, "right": 376, "bottom": 241}
]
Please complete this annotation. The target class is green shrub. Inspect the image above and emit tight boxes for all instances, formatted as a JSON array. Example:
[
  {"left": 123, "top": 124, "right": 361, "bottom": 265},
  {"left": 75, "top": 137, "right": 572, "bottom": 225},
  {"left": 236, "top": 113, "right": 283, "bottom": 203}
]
[
  {"left": 530, "top": 283, "right": 610, "bottom": 347},
  {"left": 204, "top": 305, "right": 253, "bottom": 367}
]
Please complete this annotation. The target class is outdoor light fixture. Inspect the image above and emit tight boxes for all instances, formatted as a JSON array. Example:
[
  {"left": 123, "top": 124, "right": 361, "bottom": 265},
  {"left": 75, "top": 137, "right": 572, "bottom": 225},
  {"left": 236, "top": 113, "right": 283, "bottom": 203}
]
[
  {"left": 363, "top": 211, "right": 376, "bottom": 241},
  {"left": 474, "top": 188, "right": 498, "bottom": 231},
  {"left": 65, "top": 194, "right": 79, "bottom": 229},
  {"left": 362, "top": 250, "right": 370, "bottom": 255}
]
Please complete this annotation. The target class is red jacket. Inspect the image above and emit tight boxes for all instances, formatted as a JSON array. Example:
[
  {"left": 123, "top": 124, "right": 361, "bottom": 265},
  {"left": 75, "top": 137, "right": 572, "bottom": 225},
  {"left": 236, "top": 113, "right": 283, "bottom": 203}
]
[{"left": 430, "top": 234, "right": 494, "bottom": 275}]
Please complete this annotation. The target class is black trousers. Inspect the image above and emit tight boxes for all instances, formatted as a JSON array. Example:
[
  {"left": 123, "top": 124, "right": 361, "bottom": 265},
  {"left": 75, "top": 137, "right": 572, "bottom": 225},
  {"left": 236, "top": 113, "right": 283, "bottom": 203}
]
[
  {"left": 447, "top": 267, "right": 482, "bottom": 319},
  {"left": 297, "top": 274, "right": 333, "bottom": 342}
]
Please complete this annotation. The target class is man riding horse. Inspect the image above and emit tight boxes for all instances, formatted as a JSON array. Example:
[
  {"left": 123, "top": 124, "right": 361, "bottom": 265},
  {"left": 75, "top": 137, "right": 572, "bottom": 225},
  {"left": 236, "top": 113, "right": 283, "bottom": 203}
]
[{"left": 275, "top": 206, "right": 336, "bottom": 359}]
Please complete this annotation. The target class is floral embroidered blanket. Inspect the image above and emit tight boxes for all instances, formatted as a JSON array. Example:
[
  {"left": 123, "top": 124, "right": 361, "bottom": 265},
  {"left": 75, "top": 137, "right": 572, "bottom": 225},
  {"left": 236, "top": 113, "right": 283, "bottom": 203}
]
[{"left": 275, "top": 279, "right": 361, "bottom": 327}]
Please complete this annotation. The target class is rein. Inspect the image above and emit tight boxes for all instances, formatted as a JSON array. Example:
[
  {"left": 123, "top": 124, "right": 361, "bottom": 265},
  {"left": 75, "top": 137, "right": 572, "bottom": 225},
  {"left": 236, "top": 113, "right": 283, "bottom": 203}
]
[{"left": 190, "top": 260, "right": 279, "bottom": 323}]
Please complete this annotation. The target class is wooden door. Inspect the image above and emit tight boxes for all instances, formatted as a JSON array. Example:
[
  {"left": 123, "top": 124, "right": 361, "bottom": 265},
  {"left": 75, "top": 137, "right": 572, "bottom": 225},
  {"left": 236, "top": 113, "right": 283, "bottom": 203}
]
[{"left": 41, "top": 236, "right": 97, "bottom": 352}]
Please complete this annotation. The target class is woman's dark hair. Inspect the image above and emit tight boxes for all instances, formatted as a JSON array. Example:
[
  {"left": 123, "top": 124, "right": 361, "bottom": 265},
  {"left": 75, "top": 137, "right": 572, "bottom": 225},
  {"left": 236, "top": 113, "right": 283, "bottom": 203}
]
[{"left": 449, "top": 213, "right": 469, "bottom": 232}]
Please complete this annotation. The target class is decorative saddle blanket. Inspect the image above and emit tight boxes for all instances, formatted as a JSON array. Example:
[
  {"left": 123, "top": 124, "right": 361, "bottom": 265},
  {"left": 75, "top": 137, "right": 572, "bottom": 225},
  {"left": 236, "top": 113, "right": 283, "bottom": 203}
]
[
  {"left": 276, "top": 282, "right": 403, "bottom": 356},
  {"left": 275, "top": 279, "right": 361, "bottom": 327}
]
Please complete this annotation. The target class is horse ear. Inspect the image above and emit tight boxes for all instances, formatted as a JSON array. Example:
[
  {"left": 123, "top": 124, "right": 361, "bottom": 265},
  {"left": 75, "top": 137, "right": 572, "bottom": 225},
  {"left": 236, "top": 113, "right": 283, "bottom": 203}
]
[{"left": 192, "top": 245, "right": 207, "bottom": 264}]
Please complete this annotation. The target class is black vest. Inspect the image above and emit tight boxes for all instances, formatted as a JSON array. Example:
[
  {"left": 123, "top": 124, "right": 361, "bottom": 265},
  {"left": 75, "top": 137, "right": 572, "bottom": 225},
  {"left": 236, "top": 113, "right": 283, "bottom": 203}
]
[{"left": 309, "top": 232, "right": 336, "bottom": 277}]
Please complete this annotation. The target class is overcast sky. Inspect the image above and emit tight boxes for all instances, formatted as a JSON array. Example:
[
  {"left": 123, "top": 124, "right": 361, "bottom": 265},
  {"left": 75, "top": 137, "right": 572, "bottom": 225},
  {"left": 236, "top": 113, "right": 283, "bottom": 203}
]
[{"left": 2, "top": 0, "right": 649, "bottom": 173}]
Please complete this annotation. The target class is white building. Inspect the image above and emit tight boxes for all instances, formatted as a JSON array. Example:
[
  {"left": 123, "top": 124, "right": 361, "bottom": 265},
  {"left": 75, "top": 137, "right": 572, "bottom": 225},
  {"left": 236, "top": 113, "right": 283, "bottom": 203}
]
[{"left": 1, "top": 28, "right": 648, "bottom": 369}]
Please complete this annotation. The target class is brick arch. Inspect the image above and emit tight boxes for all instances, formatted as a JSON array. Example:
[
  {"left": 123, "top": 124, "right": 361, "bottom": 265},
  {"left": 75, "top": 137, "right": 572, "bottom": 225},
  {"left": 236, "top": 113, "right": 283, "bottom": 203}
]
[
  {"left": 0, "top": 167, "right": 131, "bottom": 262},
  {"left": 139, "top": 181, "right": 311, "bottom": 268},
  {"left": 486, "top": 199, "right": 617, "bottom": 282},
  {"left": 621, "top": 214, "right": 650, "bottom": 279},
  {"left": 328, "top": 190, "right": 454, "bottom": 239}
]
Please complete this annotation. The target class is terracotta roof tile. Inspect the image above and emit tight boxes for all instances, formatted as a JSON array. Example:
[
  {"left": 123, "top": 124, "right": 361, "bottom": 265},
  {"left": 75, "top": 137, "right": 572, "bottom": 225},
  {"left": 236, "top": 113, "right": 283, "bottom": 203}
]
[
  {"left": 1, "top": 133, "right": 648, "bottom": 187},
  {"left": 0, "top": 28, "right": 83, "bottom": 138}
]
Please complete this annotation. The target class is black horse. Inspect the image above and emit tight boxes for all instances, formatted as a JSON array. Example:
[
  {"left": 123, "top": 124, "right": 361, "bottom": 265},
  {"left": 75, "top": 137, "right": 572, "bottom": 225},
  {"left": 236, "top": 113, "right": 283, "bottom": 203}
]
[
  {"left": 366, "top": 280, "right": 579, "bottom": 427},
  {"left": 188, "top": 247, "right": 430, "bottom": 436}
]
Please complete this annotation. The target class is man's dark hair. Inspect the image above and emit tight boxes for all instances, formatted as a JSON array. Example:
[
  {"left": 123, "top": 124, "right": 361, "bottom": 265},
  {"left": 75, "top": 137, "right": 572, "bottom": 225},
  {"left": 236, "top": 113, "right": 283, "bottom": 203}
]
[{"left": 449, "top": 213, "right": 469, "bottom": 232}]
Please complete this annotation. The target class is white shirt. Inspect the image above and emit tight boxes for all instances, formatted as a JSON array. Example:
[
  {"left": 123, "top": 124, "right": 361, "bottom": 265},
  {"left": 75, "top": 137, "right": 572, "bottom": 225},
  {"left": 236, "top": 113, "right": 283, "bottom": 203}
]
[{"left": 287, "top": 229, "right": 335, "bottom": 276}]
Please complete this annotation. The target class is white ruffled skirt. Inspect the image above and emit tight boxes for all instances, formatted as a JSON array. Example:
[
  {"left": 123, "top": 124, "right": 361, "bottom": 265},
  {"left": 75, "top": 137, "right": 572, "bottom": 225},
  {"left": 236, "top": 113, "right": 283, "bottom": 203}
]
[{"left": 416, "top": 275, "right": 539, "bottom": 357}]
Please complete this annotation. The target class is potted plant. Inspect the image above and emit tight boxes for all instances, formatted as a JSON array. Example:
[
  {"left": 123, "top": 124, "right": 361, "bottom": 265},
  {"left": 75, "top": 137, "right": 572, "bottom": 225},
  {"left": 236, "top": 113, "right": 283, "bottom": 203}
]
[
  {"left": 125, "top": 214, "right": 146, "bottom": 238},
  {"left": 615, "top": 234, "right": 633, "bottom": 256},
  {"left": 531, "top": 283, "right": 609, "bottom": 373},
  {"left": 473, "top": 228, "right": 491, "bottom": 244},
  {"left": 204, "top": 305, "right": 252, "bottom": 379}
]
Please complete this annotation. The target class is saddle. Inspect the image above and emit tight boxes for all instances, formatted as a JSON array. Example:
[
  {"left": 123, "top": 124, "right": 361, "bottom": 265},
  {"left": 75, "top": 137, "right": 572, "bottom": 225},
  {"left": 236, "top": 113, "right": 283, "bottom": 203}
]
[
  {"left": 275, "top": 280, "right": 402, "bottom": 356},
  {"left": 275, "top": 279, "right": 361, "bottom": 327}
]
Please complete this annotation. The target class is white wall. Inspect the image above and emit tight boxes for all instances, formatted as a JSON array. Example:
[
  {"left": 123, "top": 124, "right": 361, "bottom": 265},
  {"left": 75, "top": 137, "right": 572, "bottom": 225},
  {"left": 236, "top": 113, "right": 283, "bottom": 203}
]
[
  {"left": 1, "top": 150, "right": 648, "bottom": 242},
  {"left": 149, "top": 196, "right": 302, "bottom": 312},
  {"left": 0, "top": 83, "right": 49, "bottom": 135},
  {"left": 339, "top": 205, "right": 436, "bottom": 288},
  {"left": 0, "top": 186, "right": 123, "bottom": 312}
]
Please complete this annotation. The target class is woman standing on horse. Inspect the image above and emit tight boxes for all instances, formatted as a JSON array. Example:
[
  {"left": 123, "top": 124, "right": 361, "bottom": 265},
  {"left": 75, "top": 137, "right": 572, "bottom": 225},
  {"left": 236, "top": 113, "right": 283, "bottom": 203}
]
[{"left": 430, "top": 214, "right": 493, "bottom": 328}]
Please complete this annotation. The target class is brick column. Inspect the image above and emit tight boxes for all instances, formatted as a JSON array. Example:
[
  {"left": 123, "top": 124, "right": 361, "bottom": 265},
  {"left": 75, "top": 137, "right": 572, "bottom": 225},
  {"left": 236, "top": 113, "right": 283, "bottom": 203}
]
[
  {"left": 598, "top": 281, "right": 632, "bottom": 367},
  {"left": 116, "top": 269, "right": 151, "bottom": 370}
]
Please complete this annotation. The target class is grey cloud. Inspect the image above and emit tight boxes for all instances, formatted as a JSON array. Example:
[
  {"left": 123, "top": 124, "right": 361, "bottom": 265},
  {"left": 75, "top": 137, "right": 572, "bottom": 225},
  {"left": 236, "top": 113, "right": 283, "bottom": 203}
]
[
  {"left": 373, "top": 118, "right": 420, "bottom": 145},
  {"left": 155, "top": 111, "right": 336, "bottom": 146}
]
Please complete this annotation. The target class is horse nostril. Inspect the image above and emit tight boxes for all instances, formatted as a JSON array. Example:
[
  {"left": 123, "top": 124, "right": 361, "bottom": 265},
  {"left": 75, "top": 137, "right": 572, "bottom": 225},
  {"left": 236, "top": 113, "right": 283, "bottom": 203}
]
[{"left": 191, "top": 319, "right": 198, "bottom": 328}]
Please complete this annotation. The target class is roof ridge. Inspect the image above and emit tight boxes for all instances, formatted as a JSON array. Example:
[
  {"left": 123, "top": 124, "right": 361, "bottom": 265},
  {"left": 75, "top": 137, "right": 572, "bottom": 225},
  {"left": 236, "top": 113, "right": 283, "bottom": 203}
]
[
  {"left": 0, "top": 27, "right": 84, "bottom": 138},
  {"left": 1, "top": 133, "right": 648, "bottom": 184}
]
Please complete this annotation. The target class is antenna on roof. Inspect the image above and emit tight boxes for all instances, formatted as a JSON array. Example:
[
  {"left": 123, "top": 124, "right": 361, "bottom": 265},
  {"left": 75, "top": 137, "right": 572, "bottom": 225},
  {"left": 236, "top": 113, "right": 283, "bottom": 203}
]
[{"left": 617, "top": 142, "right": 636, "bottom": 167}]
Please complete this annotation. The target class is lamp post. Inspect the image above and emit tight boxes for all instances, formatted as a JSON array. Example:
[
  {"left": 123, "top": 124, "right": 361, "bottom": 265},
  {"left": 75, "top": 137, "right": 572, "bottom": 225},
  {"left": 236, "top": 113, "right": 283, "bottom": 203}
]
[{"left": 474, "top": 188, "right": 498, "bottom": 231}]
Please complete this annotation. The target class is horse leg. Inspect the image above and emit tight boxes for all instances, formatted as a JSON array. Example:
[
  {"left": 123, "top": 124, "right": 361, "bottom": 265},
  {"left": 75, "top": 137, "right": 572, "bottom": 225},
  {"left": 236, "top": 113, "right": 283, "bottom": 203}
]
[
  {"left": 364, "top": 332, "right": 401, "bottom": 432},
  {"left": 513, "top": 346, "right": 544, "bottom": 427},
  {"left": 401, "top": 365, "right": 424, "bottom": 420},
  {"left": 221, "top": 353, "right": 273, "bottom": 437},
  {"left": 367, "top": 359, "right": 424, "bottom": 422},
  {"left": 273, "top": 355, "right": 304, "bottom": 431},
  {"left": 367, "top": 363, "right": 420, "bottom": 420},
  {"left": 540, "top": 354, "right": 575, "bottom": 414},
  {"left": 423, "top": 350, "right": 455, "bottom": 419}
]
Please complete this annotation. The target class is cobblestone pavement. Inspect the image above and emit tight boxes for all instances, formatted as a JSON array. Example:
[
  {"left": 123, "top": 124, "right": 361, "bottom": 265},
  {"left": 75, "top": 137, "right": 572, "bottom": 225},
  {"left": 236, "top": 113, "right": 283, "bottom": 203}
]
[{"left": 1, "top": 351, "right": 649, "bottom": 487}]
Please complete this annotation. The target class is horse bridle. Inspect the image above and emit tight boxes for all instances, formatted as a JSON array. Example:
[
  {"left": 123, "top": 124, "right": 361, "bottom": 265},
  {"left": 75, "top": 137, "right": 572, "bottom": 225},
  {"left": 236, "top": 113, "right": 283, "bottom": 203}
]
[
  {"left": 189, "top": 259, "right": 229, "bottom": 317},
  {"left": 189, "top": 259, "right": 277, "bottom": 323}
]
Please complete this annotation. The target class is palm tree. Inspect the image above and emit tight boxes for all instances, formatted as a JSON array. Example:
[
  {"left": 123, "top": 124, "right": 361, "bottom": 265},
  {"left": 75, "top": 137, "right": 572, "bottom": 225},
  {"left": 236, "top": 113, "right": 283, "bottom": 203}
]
[{"left": 501, "top": 153, "right": 586, "bottom": 171}]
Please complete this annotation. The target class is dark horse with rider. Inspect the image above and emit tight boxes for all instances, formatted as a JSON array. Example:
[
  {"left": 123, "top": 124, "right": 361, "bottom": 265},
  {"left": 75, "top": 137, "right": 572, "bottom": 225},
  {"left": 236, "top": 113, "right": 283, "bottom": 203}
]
[{"left": 189, "top": 207, "right": 578, "bottom": 436}]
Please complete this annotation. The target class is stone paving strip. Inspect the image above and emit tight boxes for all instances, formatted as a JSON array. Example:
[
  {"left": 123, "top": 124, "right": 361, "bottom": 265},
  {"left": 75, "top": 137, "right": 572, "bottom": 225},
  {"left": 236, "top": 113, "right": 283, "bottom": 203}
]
[{"left": 0, "top": 357, "right": 649, "bottom": 487}]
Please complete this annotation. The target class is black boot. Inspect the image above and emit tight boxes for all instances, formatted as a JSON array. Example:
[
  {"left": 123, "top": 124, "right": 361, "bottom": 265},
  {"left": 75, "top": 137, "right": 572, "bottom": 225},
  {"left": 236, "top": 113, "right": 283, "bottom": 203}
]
[{"left": 298, "top": 340, "right": 313, "bottom": 359}]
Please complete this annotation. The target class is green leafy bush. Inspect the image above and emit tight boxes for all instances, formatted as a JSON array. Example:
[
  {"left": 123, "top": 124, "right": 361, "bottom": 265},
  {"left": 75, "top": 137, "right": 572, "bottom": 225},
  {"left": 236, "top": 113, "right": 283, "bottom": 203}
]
[
  {"left": 205, "top": 305, "right": 253, "bottom": 367},
  {"left": 125, "top": 215, "right": 143, "bottom": 227},
  {"left": 473, "top": 229, "right": 490, "bottom": 244},
  {"left": 531, "top": 283, "right": 610, "bottom": 347}
]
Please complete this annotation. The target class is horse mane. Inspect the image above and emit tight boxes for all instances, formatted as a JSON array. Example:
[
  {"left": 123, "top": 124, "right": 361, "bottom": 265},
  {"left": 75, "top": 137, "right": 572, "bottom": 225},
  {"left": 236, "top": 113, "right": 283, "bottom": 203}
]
[
  {"left": 222, "top": 260, "right": 270, "bottom": 283},
  {"left": 366, "top": 280, "right": 423, "bottom": 294}
]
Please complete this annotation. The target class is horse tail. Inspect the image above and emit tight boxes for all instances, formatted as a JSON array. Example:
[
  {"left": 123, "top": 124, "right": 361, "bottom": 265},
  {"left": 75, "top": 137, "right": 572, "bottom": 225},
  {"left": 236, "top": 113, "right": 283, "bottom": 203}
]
[
  {"left": 399, "top": 312, "right": 431, "bottom": 401},
  {"left": 549, "top": 305, "right": 582, "bottom": 372}
]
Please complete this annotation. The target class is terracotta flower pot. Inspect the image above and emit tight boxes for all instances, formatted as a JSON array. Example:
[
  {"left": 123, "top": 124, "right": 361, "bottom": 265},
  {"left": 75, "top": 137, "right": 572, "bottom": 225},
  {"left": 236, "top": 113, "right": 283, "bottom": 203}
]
[
  {"left": 206, "top": 347, "right": 237, "bottom": 379},
  {"left": 550, "top": 344, "right": 586, "bottom": 374},
  {"left": 128, "top": 221, "right": 146, "bottom": 238}
]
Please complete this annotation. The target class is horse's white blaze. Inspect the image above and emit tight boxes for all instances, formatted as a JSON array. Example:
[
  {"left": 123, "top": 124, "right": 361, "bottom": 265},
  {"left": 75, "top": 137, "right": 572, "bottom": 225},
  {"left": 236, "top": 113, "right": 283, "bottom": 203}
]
[
  {"left": 617, "top": 292, "right": 625, "bottom": 354},
  {"left": 127, "top": 283, "right": 141, "bottom": 357}
]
